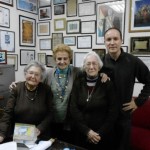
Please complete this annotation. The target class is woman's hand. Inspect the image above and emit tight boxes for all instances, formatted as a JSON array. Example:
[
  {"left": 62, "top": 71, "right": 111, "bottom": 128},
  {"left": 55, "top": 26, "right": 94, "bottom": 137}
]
[
  {"left": 36, "top": 128, "right": 41, "bottom": 136},
  {"left": 87, "top": 129, "right": 101, "bottom": 144},
  {"left": 0, "top": 136, "right": 4, "bottom": 143}
]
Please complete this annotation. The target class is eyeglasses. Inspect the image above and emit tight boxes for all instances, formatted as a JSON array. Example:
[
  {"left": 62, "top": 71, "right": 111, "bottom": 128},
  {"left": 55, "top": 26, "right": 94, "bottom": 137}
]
[
  {"left": 27, "top": 71, "right": 41, "bottom": 77},
  {"left": 86, "top": 62, "right": 98, "bottom": 67}
]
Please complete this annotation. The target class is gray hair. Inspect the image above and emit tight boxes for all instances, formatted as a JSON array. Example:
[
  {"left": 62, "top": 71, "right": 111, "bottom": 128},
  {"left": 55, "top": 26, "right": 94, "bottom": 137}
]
[
  {"left": 24, "top": 60, "right": 46, "bottom": 80},
  {"left": 82, "top": 51, "right": 103, "bottom": 70}
]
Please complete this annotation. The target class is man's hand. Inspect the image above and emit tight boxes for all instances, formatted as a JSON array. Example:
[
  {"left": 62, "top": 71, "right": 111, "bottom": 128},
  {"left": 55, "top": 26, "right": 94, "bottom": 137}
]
[
  {"left": 9, "top": 82, "right": 17, "bottom": 91},
  {"left": 0, "top": 136, "right": 4, "bottom": 143},
  {"left": 100, "top": 73, "right": 110, "bottom": 83}
]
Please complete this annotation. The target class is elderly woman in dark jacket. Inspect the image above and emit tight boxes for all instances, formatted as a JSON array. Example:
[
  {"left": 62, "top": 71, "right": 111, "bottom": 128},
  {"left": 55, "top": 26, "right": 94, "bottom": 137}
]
[{"left": 70, "top": 51, "right": 118, "bottom": 150}]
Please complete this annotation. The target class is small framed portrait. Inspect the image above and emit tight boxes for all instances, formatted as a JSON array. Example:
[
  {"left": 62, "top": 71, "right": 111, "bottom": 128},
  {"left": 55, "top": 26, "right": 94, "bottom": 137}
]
[
  {"left": 39, "top": 6, "right": 52, "bottom": 21},
  {"left": 92, "top": 49, "right": 106, "bottom": 59},
  {"left": 0, "top": 50, "right": 7, "bottom": 64}
]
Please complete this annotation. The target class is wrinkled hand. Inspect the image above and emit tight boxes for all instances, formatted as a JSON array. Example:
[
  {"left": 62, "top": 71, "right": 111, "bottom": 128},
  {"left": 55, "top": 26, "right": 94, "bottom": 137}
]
[
  {"left": 122, "top": 98, "right": 138, "bottom": 113},
  {"left": 87, "top": 130, "right": 101, "bottom": 144},
  {"left": 0, "top": 136, "right": 4, "bottom": 143},
  {"left": 9, "top": 82, "right": 17, "bottom": 91},
  {"left": 100, "top": 73, "right": 110, "bottom": 83},
  {"left": 36, "top": 128, "right": 41, "bottom": 136}
]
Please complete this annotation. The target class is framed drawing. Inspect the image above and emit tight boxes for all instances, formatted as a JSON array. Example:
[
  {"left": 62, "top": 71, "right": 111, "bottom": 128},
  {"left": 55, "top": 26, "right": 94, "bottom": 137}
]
[
  {"left": 81, "top": 20, "right": 96, "bottom": 34},
  {"left": 37, "top": 22, "right": 50, "bottom": 36},
  {"left": 16, "top": 0, "right": 38, "bottom": 14},
  {"left": 40, "top": 38, "right": 51, "bottom": 50},
  {"left": 0, "top": 50, "right": 7, "bottom": 64},
  {"left": 19, "top": 15, "right": 36, "bottom": 47},
  {"left": 63, "top": 36, "right": 76, "bottom": 46},
  {"left": 0, "top": 0, "right": 13, "bottom": 6},
  {"left": 92, "top": 49, "right": 106, "bottom": 59},
  {"left": 7, "top": 54, "right": 18, "bottom": 71},
  {"left": 66, "top": 19, "right": 80, "bottom": 34},
  {"left": 39, "top": 0, "right": 51, "bottom": 7},
  {"left": 137, "top": 56, "right": 150, "bottom": 70},
  {"left": 37, "top": 53, "right": 46, "bottom": 65},
  {"left": 20, "top": 49, "right": 35, "bottom": 65},
  {"left": 121, "top": 46, "right": 128, "bottom": 53},
  {"left": 54, "top": 18, "right": 66, "bottom": 31},
  {"left": 74, "top": 52, "right": 88, "bottom": 67},
  {"left": 130, "top": 37, "right": 150, "bottom": 55},
  {"left": 0, "top": 6, "right": 10, "bottom": 28},
  {"left": 67, "top": 0, "right": 77, "bottom": 17},
  {"left": 96, "top": 0, "right": 126, "bottom": 44},
  {"left": 54, "top": 5, "right": 65, "bottom": 15},
  {"left": 52, "top": 33, "right": 63, "bottom": 49},
  {"left": 53, "top": 0, "right": 66, "bottom": 5},
  {"left": 78, "top": 1, "right": 96, "bottom": 17},
  {"left": 77, "top": 35, "right": 92, "bottom": 49},
  {"left": 39, "top": 6, "right": 52, "bottom": 21},
  {"left": 129, "top": 0, "right": 150, "bottom": 32},
  {"left": 46, "top": 55, "right": 56, "bottom": 67},
  {"left": 0, "top": 30, "right": 15, "bottom": 52}
]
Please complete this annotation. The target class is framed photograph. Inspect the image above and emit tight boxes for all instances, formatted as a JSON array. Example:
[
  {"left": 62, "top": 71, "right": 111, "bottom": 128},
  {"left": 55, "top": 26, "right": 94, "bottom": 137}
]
[
  {"left": 78, "top": 1, "right": 96, "bottom": 17},
  {"left": 74, "top": 52, "right": 88, "bottom": 67},
  {"left": 52, "top": 33, "right": 63, "bottom": 50},
  {"left": 39, "top": 38, "right": 51, "bottom": 50},
  {"left": 16, "top": 0, "right": 37, "bottom": 14},
  {"left": 92, "top": 49, "right": 106, "bottom": 59},
  {"left": 54, "top": 18, "right": 66, "bottom": 31},
  {"left": 0, "top": 30, "right": 15, "bottom": 52},
  {"left": 67, "top": 0, "right": 77, "bottom": 17},
  {"left": 19, "top": 15, "right": 36, "bottom": 47},
  {"left": 39, "top": 0, "right": 51, "bottom": 7},
  {"left": 121, "top": 46, "right": 128, "bottom": 53},
  {"left": 46, "top": 55, "right": 56, "bottom": 67},
  {"left": 54, "top": 5, "right": 65, "bottom": 15},
  {"left": 130, "top": 37, "right": 150, "bottom": 55},
  {"left": 96, "top": 0, "right": 126, "bottom": 44},
  {"left": 63, "top": 36, "right": 76, "bottom": 46},
  {"left": 0, "top": 6, "right": 10, "bottom": 28},
  {"left": 129, "top": 0, "right": 150, "bottom": 32},
  {"left": 20, "top": 49, "right": 35, "bottom": 65},
  {"left": 39, "top": 6, "right": 52, "bottom": 21},
  {"left": 0, "top": 0, "right": 13, "bottom": 6},
  {"left": 77, "top": 35, "right": 92, "bottom": 49},
  {"left": 7, "top": 54, "right": 18, "bottom": 71},
  {"left": 53, "top": 0, "right": 66, "bottom": 5},
  {"left": 66, "top": 19, "right": 80, "bottom": 34},
  {"left": 137, "top": 56, "right": 150, "bottom": 71},
  {"left": 37, "top": 53, "right": 46, "bottom": 65},
  {"left": 0, "top": 50, "right": 7, "bottom": 64},
  {"left": 37, "top": 22, "right": 50, "bottom": 36},
  {"left": 81, "top": 20, "right": 96, "bottom": 34}
]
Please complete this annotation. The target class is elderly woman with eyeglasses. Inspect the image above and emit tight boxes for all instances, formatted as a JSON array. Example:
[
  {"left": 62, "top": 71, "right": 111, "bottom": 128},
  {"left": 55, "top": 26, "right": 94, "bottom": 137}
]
[
  {"left": 70, "top": 51, "right": 118, "bottom": 150},
  {"left": 0, "top": 60, "right": 53, "bottom": 143}
]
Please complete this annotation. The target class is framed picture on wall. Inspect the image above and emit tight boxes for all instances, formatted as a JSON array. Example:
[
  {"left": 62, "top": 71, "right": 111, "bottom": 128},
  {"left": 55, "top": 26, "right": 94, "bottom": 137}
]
[
  {"left": 66, "top": 0, "right": 77, "bottom": 17},
  {"left": 7, "top": 54, "right": 18, "bottom": 71},
  {"left": 0, "top": 30, "right": 15, "bottom": 52},
  {"left": 37, "top": 22, "right": 50, "bottom": 36},
  {"left": 38, "top": 53, "right": 46, "bottom": 65},
  {"left": 52, "top": 33, "right": 63, "bottom": 50},
  {"left": 39, "top": 6, "right": 52, "bottom": 21},
  {"left": 39, "top": 0, "right": 51, "bottom": 7},
  {"left": 53, "top": 0, "right": 66, "bottom": 5},
  {"left": 20, "top": 49, "right": 35, "bottom": 65},
  {"left": 54, "top": 5, "right": 65, "bottom": 15},
  {"left": 63, "top": 36, "right": 76, "bottom": 46},
  {"left": 46, "top": 55, "right": 56, "bottom": 67},
  {"left": 92, "top": 49, "right": 106, "bottom": 59},
  {"left": 54, "top": 18, "right": 66, "bottom": 31},
  {"left": 39, "top": 38, "right": 51, "bottom": 50},
  {"left": 19, "top": 15, "right": 36, "bottom": 47},
  {"left": 0, "top": 50, "right": 7, "bottom": 64},
  {"left": 0, "top": 0, "right": 13, "bottom": 6}
]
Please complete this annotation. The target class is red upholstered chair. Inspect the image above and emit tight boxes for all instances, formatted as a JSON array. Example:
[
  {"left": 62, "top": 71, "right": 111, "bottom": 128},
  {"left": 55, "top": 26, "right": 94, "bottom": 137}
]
[{"left": 131, "top": 97, "right": 150, "bottom": 150}]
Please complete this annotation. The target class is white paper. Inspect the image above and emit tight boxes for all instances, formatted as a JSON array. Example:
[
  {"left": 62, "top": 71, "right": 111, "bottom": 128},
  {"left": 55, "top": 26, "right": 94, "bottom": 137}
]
[{"left": 0, "top": 141, "right": 17, "bottom": 150}]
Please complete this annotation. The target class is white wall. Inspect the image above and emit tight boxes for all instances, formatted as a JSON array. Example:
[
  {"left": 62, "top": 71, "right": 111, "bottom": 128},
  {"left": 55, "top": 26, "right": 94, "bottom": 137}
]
[{"left": 0, "top": 0, "right": 150, "bottom": 96}]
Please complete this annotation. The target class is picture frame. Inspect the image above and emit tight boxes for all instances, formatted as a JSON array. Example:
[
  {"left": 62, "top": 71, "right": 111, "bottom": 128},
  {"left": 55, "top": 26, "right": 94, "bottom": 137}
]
[
  {"left": 129, "top": 0, "right": 150, "bottom": 32},
  {"left": 53, "top": 0, "right": 66, "bottom": 5},
  {"left": 16, "top": 0, "right": 38, "bottom": 14},
  {"left": 20, "top": 49, "right": 35, "bottom": 65},
  {"left": 39, "top": 6, "right": 52, "bottom": 21},
  {"left": 54, "top": 18, "right": 66, "bottom": 31},
  {"left": 78, "top": 1, "right": 96, "bottom": 17},
  {"left": 54, "top": 4, "right": 65, "bottom": 15},
  {"left": 96, "top": 0, "right": 126, "bottom": 44},
  {"left": 52, "top": 33, "right": 63, "bottom": 50},
  {"left": 81, "top": 20, "right": 96, "bottom": 34},
  {"left": 0, "top": 50, "right": 7, "bottom": 64},
  {"left": 74, "top": 52, "right": 88, "bottom": 67},
  {"left": 0, "top": 0, "right": 13, "bottom": 6},
  {"left": 63, "top": 36, "right": 76, "bottom": 46},
  {"left": 46, "top": 55, "right": 56, "bottom": 67},
  {"left": 0, "top": 30, "right": 15, "bottom": 52},
  {"left": 137, "top": 56, "right": 150, "bottom": 71},
  {"left": 92, "top": 49, "right": 106, "bottom": 59},
  {"left": 66, "top": 19, "right": 80, "bottom": 34},
  {"left": 38, "top": 0, "right": 51, "bottom": 7},
  {"left": 37, "top": 53, "right": 46, "bottom": 65},
  {"left": 19, "top": 15, "right": 36, "bottom": 47},
  {"left": 77, "top": 35, "right": 92, "bottom": 49},
  {"left": 130, "top": 37, "right": 150, "bottom": 55},
  {"left": 7, "top": 54, "right": 18, "bottom": 71},
  {"left": 121, "top": 46, "right": 128, "bottom": 53},
  {"left": 67, "top": 0, "right": 77, "bottom": 17},
  {"left": 0, "top": 6, "right": 10, "bottom": 28},
  {"left": 37, "top": 22, "right": 50, "bottom": 36},
  {"left": 39, "top": 38, "right": 51, "bottom": 50}
]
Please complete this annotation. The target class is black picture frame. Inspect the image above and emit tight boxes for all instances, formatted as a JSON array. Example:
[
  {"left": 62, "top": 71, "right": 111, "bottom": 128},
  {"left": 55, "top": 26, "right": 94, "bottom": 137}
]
[
  {"left": 92, "top": 49, "right": 106, "bottom": 59},
  {"left": 0, "top": 0, "right": 13, "bottom": 6},
  {"left": 7, "top": 54, "right": 18, "bottom": 71},
  {"left": 53, "top": 0, "right": 66, "bottom": 5},
  {"left": 0, "top": 50, "right": 7, "bottom": 64},
  {"left": 39, "top": 38, "right": 52, "bottom": 50},
  {"left": 39, "top": 6, "right": 52, "bottom": 21},
  {"left": 66, "top": 0, "right": 77, "bottom": 17},
  {"left": 52, "top": 33, "right": 63, "bottom": 50},
  {"left": 46, "top": 55, "right": 56, "bottom": 67},
  {"left": 63, "top": 36, "right": 76, "bottom": 46},
  {"left": 54, "top": 4, "right": 65, "bottom": 15}
]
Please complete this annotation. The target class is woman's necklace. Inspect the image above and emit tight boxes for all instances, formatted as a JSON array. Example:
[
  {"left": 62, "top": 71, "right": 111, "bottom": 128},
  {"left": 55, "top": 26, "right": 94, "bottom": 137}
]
[{"left": 86, "top": 86, "right": 95, "bottom": 102}]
